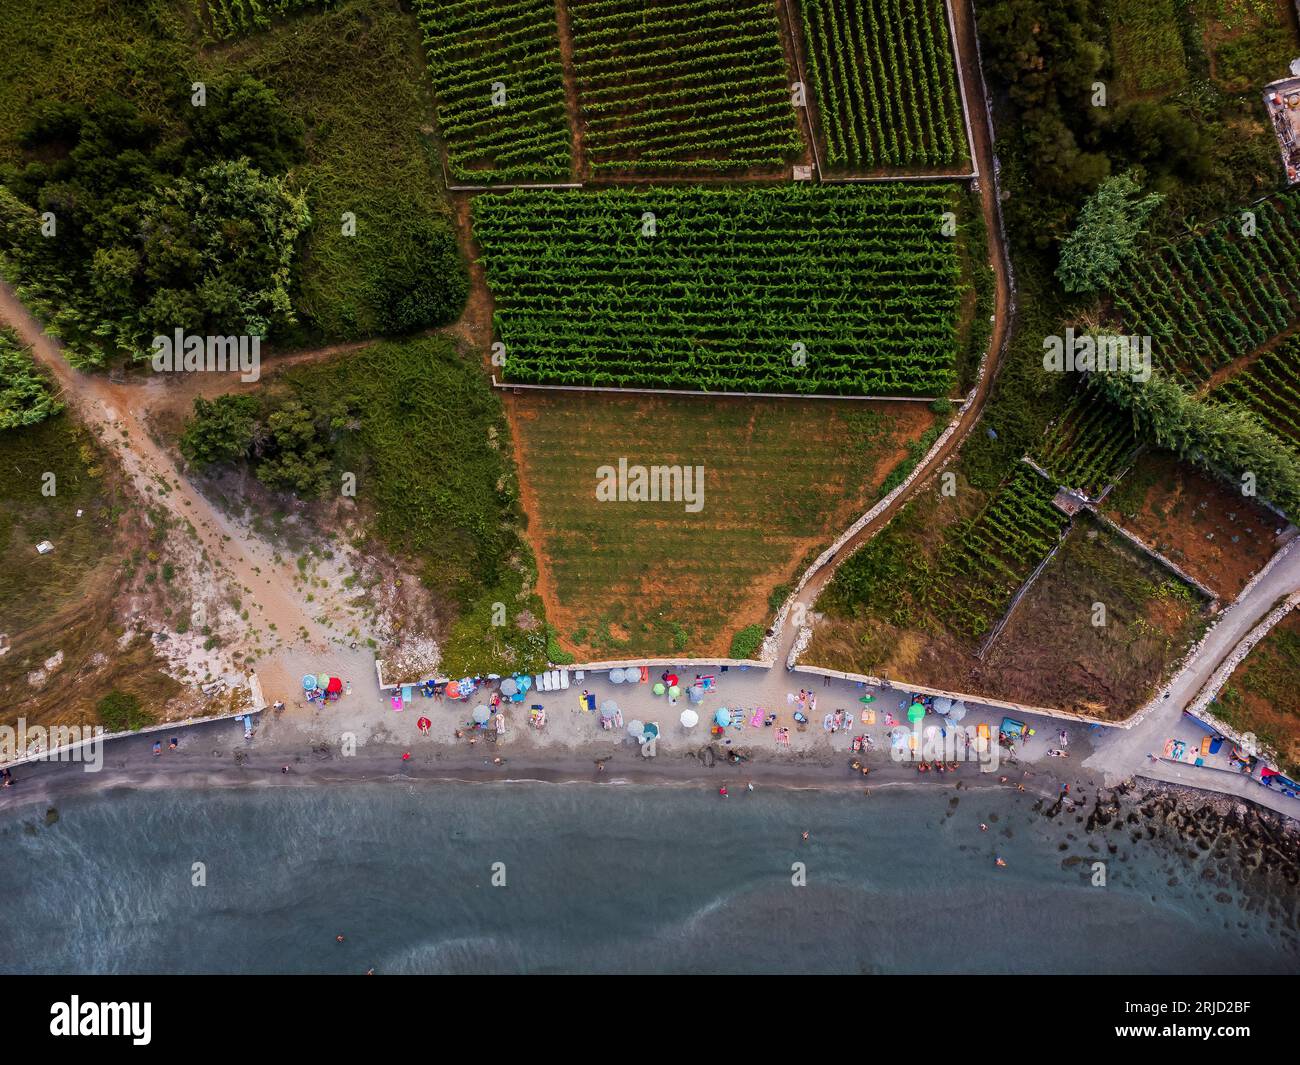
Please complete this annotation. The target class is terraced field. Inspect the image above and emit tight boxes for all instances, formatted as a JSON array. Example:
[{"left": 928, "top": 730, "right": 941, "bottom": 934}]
[
  {"left": 414, "top": 0, "right": 570, "bottom": 182},
  {"left": 473, "top": 183, "right": 964, "bottom": 395},
  {"left": 569, "top": 0, "right": 803, "bottom": 174},
  {"left": 930, "top": 466, "right": 1067, "bottom": 638},
  {"left": 1212, "top": 336, "right": 1300, "bottom": 448},
  {"left": 1110, "top": 192, "right": 1300, "bottom": 385},
  {"left": 1034, "top": 388, "right": 1139, "bottom": 498},
  {"left": 798, "top": 0, "right": 966, "bottom": 171}
]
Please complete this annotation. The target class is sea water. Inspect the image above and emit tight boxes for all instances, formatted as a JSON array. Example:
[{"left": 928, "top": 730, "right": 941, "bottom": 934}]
[{"left": 0, "top": 782, "right": 1294, "bottom": 974}]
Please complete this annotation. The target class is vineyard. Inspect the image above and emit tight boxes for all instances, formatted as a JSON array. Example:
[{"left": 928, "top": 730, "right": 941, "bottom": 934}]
[
  {"left": 929, "top": 466, "right": 1066, "bottom": 638},
  {"left": 1212, "top": 336, "right": 1300, "bottom": 449},
  {"left": 472, "top": 184, "right": 964, "bottom": 395},
  {"left": 1033, "top": 388, "right": 1138, "bottom": 498},
  {"left": 568, "top": 0, "right": 803, "bottom": 174},
  {"left": 798, "top": 0, "right": 966, "bottom": 171},
  {"left": 413, "top": 0, "right": 570, "bottom": 182},
  {"left": 193, "top": 0, "right": 331, "bottom": 38},
  {"left": 1110, "top": 192, "right": 1300, "bottom": 385}
]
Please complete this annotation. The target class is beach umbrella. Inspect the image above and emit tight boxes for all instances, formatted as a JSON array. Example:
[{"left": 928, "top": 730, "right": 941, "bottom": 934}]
[
  {"left": 715, "top": 708, "right": 732, "bottom": 727},
  {"left": 665, "top": 674, "right": 679, "bottom": 687},
  {"left": 680, "top": 708, "right": 699, "bottom": 728},
  {"left": 934, "top": 696, "right": 953, "bottom": 715},
  {"left": 445, "top": 681, "right": 461, "bottom": 700},
  {"left": 472, "top": 706, "right": 490, "bottom": 724},
  {"left": 518, "top": 675, "right": 532, "bottom": 692},
  {"left": 302, "top": 674, "right": 317, "bottom": 691},
  {"left": 610, "top": 668, "right": 626, "bottom": 684},
  {"left": 668, "top": 685, "right": 680, "bottom": 699},
  {"left": 687, "top": 686, "right": 703, "bottom": 704},
  {"left": 326, "top": 677, "right": 342, "bottom": 694},
  {"left": 500, "top": 677, "right": 518, "bottom": 697},
  {"left": 908, "top": 702, "right": 926, "bottom": 723},
  {"left": 653, "top": 682, "right": 666, "bottom": 696},
  {"left": 643, "top": 722, "right": 660, "bottom": 741},
  {"left": 600, "top": 700, "right": 619, "bottom": 719},
  {"left": 859, "top": 693, "right": 875, "bottom": 703},
  {"left": 627, "top": 719, "right": 645, "bottom": 738},
  {"left": 947, "top": 701, "right": 969, "bottom": 723}
]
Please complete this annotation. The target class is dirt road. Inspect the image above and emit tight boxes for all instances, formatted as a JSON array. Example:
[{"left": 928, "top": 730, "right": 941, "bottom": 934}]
[{"left": 0, "top": 283, "right": 336, "bottom": 660}]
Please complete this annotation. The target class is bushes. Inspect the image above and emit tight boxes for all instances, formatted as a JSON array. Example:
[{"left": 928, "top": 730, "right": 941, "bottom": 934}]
[
  {"left": 0, "top": 328, "right": 61, "bottom": 430},
  {"left": 729, "top": 624, "right": 765, "bottom": 659},
  {"left": 370, "top": 218, "right": 468, "bottom": 335},
  {"left": 180, "top": 395, "right": 260, "bottom": 466},
  {"left": 96, "top": 690, "right": 154, "bottom": 732}
]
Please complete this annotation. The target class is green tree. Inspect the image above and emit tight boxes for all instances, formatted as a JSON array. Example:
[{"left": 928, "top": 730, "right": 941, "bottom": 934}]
[
  {"left": 255, "top": 398, "right": 342, "bottom": 497},
  {"left": 1056, "top": 172, "right": 1163, "bottom": 293},
  {"left": 180, "top": 395, "right": 260, "bottom": 466},
  {"left": 1088, "top": 369, "right": 1300, "bottom": 518}
]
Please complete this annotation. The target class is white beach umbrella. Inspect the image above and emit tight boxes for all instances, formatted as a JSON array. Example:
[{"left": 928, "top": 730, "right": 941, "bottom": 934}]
[{"left": 679, "top": 708, "right": 699, "bottom": 728}]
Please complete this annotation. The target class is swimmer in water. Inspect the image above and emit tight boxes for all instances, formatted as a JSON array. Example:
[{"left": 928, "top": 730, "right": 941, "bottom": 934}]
[
  {"left": 801, "top": 830, "right": 809, "bottom": 842},
  {"left": 979, "top": 823, "right": 988, "bottom": 831},
  {"left": 995, "top": 857, "right": 1007, "bottom": 868}
]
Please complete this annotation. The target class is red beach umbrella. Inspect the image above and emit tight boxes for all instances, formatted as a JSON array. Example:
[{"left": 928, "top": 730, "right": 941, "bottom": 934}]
[
  {"left": 326, "top": 677, "right": 343, "bottom": 694},
  {"left": 666, "top": 674, "right": 679, "bottom": 687}
]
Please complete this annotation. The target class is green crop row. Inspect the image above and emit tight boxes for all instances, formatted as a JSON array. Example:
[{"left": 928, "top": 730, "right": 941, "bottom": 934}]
[
  {"left": 472, "top": 183, "right": 964, "bottom": 395},
  {"left": 568, "top": 0, "right": 803, "bottom": 173},
  {"left": 799, "top": 0, "right": 966, "bottom": 171},
  {"left": 413, "top": 0, "right": 571, "bottom": 182}
]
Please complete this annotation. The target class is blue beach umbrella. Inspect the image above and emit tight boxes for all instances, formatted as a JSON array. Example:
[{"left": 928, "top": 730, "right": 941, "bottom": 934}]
[{"left": 715, "top": 708, "right": 732, "bottom": 727}]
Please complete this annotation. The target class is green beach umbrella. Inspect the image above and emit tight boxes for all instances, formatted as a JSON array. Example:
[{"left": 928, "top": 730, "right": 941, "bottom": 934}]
[
  {"left": 668, "top": 685, "right": 680, "bottom": 698},
  {"left": 908, "top": 702, "right": 925, "bottom": 723},
  {"left": 653, "top": 682, "right": 666, "bottom": 696},
  {"left": 859, "top": 694, "right": 874, "bottom": 703}
]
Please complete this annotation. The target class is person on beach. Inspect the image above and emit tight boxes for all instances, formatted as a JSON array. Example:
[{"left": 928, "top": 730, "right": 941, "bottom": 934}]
[
  {"left": 281, "top": 765, "right": 290, "bottom": 774},
  {"left": 2, "top": 768, "right": 12, "bottom": 788},
  {"left": 719, "top": 786, "right": 728, "bottom": 798},
  {"left": 152, "top": 741, "right": 162, "bottom": 756},
  {"left": 168, "top": 738, "right": 178, "bottom": 750},
  {"left": 272, "top": 701, "right": 285, "bottom": 713}
]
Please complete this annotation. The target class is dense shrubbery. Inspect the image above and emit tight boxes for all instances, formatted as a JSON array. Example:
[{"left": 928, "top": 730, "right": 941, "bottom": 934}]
[
  {"left": 0, "top": 328, "right": 61, "bottom": 430},
  {"left": 181, "top": 391, "right": 356, "bottom": 498},
  {"left": 96, "top": 690, "right": 153, "bottom": 732},
  {"left": 0, "top": 78, "right": 309, "bottom": 367}
]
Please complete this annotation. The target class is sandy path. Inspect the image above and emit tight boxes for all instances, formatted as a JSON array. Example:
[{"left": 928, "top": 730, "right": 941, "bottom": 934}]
[{"left": 0, "top": 283, "right": 335, "bottom": 659}]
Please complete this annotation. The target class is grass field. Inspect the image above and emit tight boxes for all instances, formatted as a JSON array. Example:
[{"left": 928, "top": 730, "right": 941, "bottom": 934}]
[
  {"left": 569, "top": 0, "right": 803, "bottom": 174},
  {"left": 271, "top": 337, "right": 551, "bottom": 677},
  {"left": 208, "top": 0, "right": 465, "bottom": 340},
  {"left": 193, "top": 0, "right": 332, "bottom": 39},
  {"left": 1209, "top": 607, "right": 1300, "bottom": 774},
  {"left": 0, "top": 412, "right": 183, "bottom": 730},
  {"left": 799, "top": 0, "right": 966, "bottom": 171},
  {"left": 474, "top": 183, "right": 965, "bottom": 395},
  {"left": 508, "top": 391, "right": 938, "bottom": 658},
  {"left": 413, "top": 0, "right": 570, "bottom": 182},
  {"left": 1108, "top": 0, "right": 1190, "bottom": 98}
]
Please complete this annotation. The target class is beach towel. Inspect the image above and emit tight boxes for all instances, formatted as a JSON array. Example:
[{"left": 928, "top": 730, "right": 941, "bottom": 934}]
[
  {"left": 391, "top": 695, "right": 403, "bottom": 711},
  {"left": 749, "top": 709, "right": 763, "bottom": 728},
  {"left": 640, "top": 666, "right": 649, "bottom": 683}
]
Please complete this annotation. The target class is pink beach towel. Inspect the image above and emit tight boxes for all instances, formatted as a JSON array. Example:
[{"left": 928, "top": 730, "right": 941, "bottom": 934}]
[{"left": 391, "top": 695, "right": 403, "bottom": 711}]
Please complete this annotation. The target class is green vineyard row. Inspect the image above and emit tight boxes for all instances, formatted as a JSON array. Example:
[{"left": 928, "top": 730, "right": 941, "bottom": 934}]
[{"left": 471, "top": 183, "right": 964, "bottom": 395}]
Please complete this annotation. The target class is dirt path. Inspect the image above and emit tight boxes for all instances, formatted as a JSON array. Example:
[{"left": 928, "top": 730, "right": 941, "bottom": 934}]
[
  {"left": 0, "top": 283, "right": 336, "bottom": 658},
  {"left": 770, "top": 0, "right": 1014, "bottom": 665}
]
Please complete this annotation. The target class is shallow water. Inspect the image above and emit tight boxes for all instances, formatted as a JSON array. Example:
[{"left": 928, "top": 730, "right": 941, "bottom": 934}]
[{"left": 0, "top": 781, "right": 1295, "bottom": 974}]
